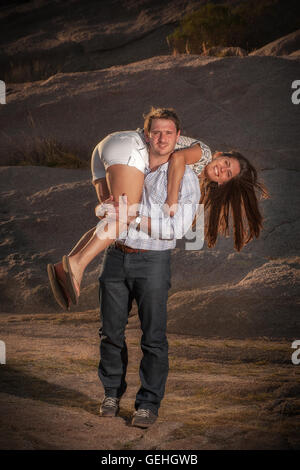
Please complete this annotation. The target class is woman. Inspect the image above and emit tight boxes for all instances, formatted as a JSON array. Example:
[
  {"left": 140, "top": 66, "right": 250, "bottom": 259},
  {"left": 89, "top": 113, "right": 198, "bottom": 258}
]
[
  {"left": 167, "top": 148, "right": 268, "bottom": 251},
  {"left": 47, "top": 109, "right": 267, "bottom": 310}
]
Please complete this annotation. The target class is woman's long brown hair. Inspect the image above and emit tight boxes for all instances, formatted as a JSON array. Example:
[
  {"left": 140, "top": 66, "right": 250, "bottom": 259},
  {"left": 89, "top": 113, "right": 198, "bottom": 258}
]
[{"left": 199, "top": 151, "right": 269, "bottom": 251}]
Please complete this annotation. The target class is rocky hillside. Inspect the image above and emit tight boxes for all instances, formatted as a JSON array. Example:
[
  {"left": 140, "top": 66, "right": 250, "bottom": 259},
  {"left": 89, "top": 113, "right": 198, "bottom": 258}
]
[
  {"left": 0, "top": 0, "right": 206, "bottom": 82},
  {"left": 1, "top": 51, "right": 299, "bottom": 339}
]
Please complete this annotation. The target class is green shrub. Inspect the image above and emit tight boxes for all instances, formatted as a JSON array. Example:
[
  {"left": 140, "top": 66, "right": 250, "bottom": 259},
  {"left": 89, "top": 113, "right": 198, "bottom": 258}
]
[
  {"left": 168, "top": 3, "right": 246, "bottom": 54},
  {"left": 167, "top": 0, "right": 300, "bottom": 54}
]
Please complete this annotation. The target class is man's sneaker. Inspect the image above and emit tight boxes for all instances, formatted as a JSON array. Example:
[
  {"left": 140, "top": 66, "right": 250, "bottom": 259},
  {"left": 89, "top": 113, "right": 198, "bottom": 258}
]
[
  {"left": 131, "top": 408, "right": 157, "bottom": 428},
  {"left": 100, "top": 396, "right": 120, "bottom": 417}
]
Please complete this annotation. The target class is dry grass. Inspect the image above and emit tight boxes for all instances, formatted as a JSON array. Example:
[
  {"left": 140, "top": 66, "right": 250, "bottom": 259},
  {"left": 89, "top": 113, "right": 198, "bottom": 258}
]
[
  {"left": 1, "top": 110, "right": 89, "bottom": 168},
  {"left": 3, "top": 57, "right": 61, "bottom": 84},
  {"left": 7, "top": 136, "right": 88, "bottom": 169}
]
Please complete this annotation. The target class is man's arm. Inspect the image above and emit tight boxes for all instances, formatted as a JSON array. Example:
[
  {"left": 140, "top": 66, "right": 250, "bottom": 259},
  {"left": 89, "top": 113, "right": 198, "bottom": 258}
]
[
  {"left": 101, "top": 169, "right": 200, "bottom": 240},
  {"left": 129, "top": 169, "right": 200, "bottom": 240},
  {"left": 93, "top": 178, "right": 110, "bottom": 203}
]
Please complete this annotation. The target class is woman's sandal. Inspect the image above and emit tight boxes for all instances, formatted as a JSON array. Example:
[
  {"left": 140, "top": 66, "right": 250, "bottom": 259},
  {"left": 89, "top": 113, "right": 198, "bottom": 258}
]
[
  {"left": 62, "top": 255, "right": 80, "bottom": 305},
  {"left": 47, "top": 263, "right": 70, "bottom": 311}
]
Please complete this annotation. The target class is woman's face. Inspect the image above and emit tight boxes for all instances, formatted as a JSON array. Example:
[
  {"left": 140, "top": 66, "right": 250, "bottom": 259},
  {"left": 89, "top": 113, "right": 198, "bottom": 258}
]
[{"left": 205, "top": 153, "right": 241, "bottom": 185}]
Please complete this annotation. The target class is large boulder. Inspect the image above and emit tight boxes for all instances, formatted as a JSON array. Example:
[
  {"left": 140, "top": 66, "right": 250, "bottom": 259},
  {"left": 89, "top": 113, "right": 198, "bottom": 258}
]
[{"left": 250, "top": 29, "right": 300, "bottom": 56}]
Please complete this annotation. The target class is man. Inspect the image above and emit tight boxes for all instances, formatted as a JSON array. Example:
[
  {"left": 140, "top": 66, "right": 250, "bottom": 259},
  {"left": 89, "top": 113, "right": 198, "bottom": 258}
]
[{"left": 97, "top": 108, "right": 202, "bottom": 428}]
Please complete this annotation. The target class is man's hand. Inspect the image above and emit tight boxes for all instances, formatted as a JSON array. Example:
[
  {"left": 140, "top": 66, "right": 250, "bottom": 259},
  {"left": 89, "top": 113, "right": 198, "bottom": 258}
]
[
  {"left": 96, "top": 194, "right": 134, "bottom": 226},
  {"left": 95, "top": 195, "right": 114, "bottom": 219},
  {"left": 95, "top": 194, "right": 140, "bottom": 228}
]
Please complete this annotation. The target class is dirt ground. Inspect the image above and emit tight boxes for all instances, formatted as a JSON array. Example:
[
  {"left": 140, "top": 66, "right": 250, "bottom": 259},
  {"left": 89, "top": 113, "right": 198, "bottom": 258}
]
[{"left": 0, "top": 309, "right": 299, "bottom": 450}]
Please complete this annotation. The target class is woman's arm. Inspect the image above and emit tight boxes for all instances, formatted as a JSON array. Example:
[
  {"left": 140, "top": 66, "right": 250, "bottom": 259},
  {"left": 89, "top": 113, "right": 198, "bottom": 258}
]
[
  {"left": 177, "top": 143, "right": 202, "bottom": 165},
  {"left": 166, "top": 144, "right": 202, "bottom": 215}
]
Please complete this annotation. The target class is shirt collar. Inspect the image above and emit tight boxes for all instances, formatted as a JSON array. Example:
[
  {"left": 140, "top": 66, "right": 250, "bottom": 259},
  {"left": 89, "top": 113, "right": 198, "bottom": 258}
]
[
  {"left": 157, "top": 162, "right": 169, "bottom": 172},
  {"left": 146, "top": 161, "right": 169, "bottom": 175}
]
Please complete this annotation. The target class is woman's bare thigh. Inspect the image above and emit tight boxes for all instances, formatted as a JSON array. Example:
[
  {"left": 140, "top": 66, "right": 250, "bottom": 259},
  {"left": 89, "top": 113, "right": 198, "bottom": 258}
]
[{"left": 106, "top": 165, "right": 145, "bottom": 206}]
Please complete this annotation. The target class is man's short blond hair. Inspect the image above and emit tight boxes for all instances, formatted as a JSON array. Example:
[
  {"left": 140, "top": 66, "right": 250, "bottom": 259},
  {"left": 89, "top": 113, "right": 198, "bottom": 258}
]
[{"left": 143, "top": 107, "right": 181, "bottom": 134}]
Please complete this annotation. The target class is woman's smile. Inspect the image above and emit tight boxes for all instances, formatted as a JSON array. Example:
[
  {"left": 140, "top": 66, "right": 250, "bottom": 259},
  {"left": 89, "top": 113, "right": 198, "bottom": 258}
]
[{"left": 214, "top": 165, "right": 219, "bottom": 177}]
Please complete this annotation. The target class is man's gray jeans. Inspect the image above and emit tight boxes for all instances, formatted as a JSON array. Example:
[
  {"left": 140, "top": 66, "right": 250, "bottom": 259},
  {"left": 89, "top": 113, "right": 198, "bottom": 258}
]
[{"left": 98, "top": 245, "right": 171, "bottom": 415}]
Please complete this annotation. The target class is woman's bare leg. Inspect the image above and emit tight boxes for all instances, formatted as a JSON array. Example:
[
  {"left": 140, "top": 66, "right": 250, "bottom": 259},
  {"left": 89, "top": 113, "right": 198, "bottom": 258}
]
[
  {"left": 66, "top": 227, "right": 96, "bottom": 257},
  {"left": 52, "top": 177, "right": 109, "bottom": 278},
  {"left": 66, "top": 165, "right": 145, "bottom": 294},
  {"left": 54, "top": 177, "right": 109, "bottom": 264}
]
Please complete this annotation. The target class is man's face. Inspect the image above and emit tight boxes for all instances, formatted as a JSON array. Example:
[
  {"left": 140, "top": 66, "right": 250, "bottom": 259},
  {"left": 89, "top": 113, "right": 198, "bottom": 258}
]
[{"left": 145, "top": 118, "right": 180, "bottom": 158}]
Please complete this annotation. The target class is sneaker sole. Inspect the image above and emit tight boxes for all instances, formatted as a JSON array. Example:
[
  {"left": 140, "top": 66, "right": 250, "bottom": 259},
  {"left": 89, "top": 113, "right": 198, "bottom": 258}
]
[
  {"left": 132, "top": 422, "right": 149, "bottom": 429},
  {"left": 131, "top": 419, "right": 156, "bottom": 428},
  {"left": 100, "top": 407, "right": 120, "bottom": 417}
]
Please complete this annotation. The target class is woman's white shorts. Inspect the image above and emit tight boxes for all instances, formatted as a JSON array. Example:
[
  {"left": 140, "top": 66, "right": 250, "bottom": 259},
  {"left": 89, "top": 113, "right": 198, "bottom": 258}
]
[{"left": 91, "top": 131, "right": 149, "bottom": 181}]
